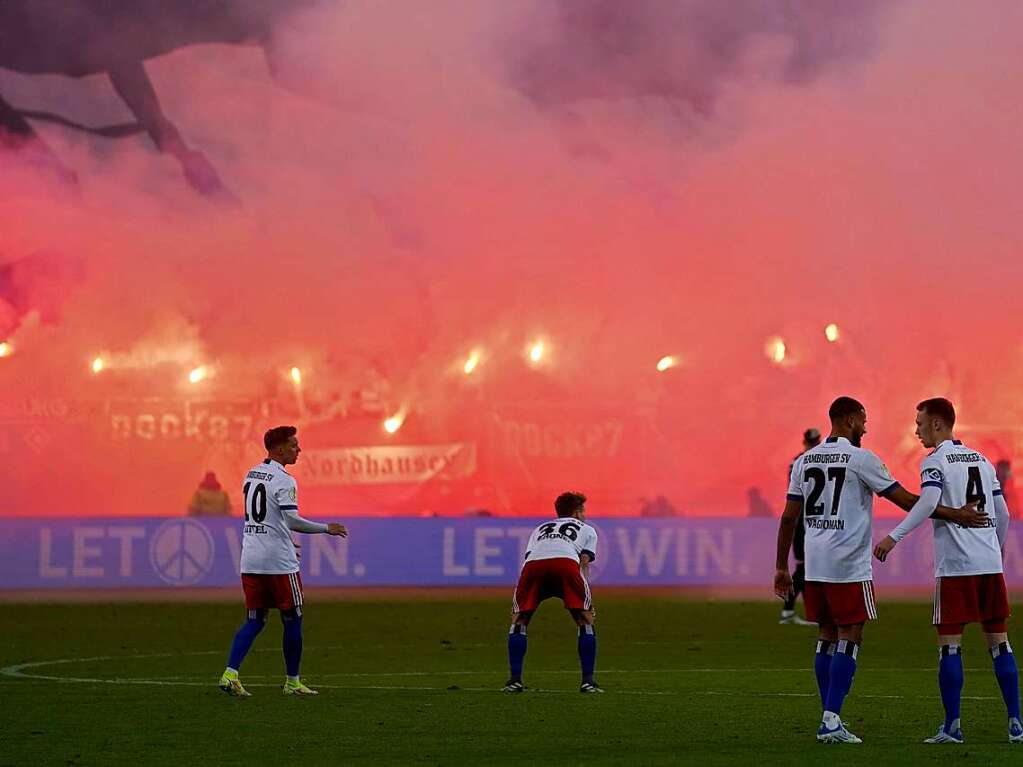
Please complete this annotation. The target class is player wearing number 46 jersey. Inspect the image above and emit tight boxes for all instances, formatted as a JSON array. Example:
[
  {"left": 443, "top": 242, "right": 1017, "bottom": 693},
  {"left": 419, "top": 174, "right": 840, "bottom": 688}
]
[
  {"left": 503, "top": 492, "right": 601, "bottom": 694},
  {"left": 218, "top": 426, "right": 348, "bottom": 698},
  {"left": 873, "top": 399, "right": 1021, "bottom": 744},
  {"left": 775, "top": 397, "right": 983, "bottom": 744}
]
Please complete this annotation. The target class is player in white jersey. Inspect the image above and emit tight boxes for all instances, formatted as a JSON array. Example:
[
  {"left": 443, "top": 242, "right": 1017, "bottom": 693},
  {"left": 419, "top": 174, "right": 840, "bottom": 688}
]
[
  {"left": 775, "top": 397, "right": 983, "bottom": 744},
  {"left": 218, "top": 426, "right": 347, "bottom": 697},
  {"left": 873, "top": 399, "right": 1021, "bottom": 744},
  {"left": 503, "top": 491, "right": 601, "bottom": 694}
]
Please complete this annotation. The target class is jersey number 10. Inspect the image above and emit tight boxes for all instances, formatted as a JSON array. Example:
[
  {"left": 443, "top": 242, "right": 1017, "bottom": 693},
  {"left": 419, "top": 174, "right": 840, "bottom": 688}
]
[
  {"left": 803, "top": 467, "right": 846, "bottom": 517},
  {"left": 242, "top": 482, "right": 268, "bottom": 523}
]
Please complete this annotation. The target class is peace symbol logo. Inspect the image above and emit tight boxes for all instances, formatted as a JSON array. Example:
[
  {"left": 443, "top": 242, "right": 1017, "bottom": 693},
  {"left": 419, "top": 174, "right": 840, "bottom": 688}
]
[{"left": 149, "top": 519, "right": 216, "bottom": 586}]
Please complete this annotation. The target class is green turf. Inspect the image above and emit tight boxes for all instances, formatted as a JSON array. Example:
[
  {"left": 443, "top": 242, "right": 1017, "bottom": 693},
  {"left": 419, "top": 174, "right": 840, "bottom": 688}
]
[{"left": 1, "top": 597, "right": 1020, "bottom": 765}]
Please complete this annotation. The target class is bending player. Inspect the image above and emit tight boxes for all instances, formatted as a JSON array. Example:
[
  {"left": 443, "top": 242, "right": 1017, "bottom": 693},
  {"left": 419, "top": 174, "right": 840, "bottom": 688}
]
[
  {"left": 775, "top": 397, "right": 983, "bottom": 743},
  {"left": 218, "top": 426, "right": 347, "bottom": 697},
  {"left": 503, "top": 491, "right": 600, "bottom": 694},
  {"left": 873, "top": 398, "right": 1021, "bottom": 744}
]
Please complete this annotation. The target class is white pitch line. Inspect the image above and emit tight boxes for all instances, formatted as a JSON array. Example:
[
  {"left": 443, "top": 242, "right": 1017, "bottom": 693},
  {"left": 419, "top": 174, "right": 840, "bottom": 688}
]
[{"left": 0, "top": 654, "right": 1003, "bottom": 701}]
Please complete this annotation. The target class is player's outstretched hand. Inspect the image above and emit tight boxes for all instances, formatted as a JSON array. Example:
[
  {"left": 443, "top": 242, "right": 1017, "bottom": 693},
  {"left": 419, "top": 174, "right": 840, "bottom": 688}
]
[
  {"left": 873, "top": 536, "right": 897, "bottom": 562},
  {"left": 953, "top": 501, "right": 986, "bottom": 528},
  {"left": 294, "top": 540, "right": 302, "bottom": 559},
  {"left": 327, "top": 523, "right": 348, "bottom": 537},
  {"left": 774, "top": 568, "right": 792, "bottom": 600}
]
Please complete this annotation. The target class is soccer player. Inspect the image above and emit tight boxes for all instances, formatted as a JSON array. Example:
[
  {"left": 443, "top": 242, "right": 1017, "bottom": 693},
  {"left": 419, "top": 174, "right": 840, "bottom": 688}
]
[
  {"left": 780, "top": 427, "right": 822, "bottom": 626},
  {"left": 218, "top": 425, "right": 347, "bottom": 697},
  {"left": 503, "top": 491, "right": 600, "bottom": 694},
  {"left": 775, "top": 396, "right": 983, "bottom": 743},
  {"left": 873, "top": 398, "right": 1022, "bottom": 744}
]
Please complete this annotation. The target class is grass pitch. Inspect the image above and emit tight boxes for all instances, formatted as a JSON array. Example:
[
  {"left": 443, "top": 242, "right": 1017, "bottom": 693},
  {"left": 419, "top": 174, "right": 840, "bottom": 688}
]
[{"left": 1, "top": 594, "right": 1020, "bottom": 765}]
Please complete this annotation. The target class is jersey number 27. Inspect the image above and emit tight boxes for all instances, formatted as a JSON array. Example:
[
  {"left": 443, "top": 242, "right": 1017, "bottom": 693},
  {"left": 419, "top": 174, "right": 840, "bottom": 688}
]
[{"left": 803, "top": 467, "right": 846, "bottom": 516}]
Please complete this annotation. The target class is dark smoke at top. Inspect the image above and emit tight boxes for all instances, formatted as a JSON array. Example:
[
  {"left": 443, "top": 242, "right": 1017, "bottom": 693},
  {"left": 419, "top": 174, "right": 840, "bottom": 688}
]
[{"left": 511, "top": 0, "right": 888, "bottom": 117}]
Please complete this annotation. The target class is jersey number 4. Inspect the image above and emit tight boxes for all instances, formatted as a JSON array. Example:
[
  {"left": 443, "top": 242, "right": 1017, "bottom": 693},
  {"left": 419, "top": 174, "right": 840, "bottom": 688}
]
[
  {"left": 242, "top": 482, "right": 268, "bottom": 523},
  {"left": 803, "top": 467, "right": 846, "bottom": 516},
  {"left": 965, "top": 466, "right": 987, "bottom": 511}
]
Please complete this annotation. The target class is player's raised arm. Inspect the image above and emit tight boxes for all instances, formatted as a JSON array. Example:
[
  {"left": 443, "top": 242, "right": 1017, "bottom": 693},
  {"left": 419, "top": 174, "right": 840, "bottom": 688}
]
[
  {"left": 873, "top": 485, "right": 943, "bottom": 562},
  {"left": 277, "top": 482, "right": 347, "bottom": 536},
  {"left": 862, "top": 453, "right": 984, "bottom": 527}
]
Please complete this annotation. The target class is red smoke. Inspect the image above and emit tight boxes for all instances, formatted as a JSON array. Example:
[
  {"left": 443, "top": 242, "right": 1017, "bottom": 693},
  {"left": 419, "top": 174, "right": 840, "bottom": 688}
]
[{"left": 1, "top": 0, "right": 1021, "bottom": 518}]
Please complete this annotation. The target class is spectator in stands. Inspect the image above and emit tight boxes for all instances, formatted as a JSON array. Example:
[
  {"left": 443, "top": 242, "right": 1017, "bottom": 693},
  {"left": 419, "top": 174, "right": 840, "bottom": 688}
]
[
  {"left": 996, "top": 459, "right": 1019, "bottom": 519},
  {"left": 746, "top": 487, "right": 773, "bottom": 517},
  {"left": 188, "top": 471, "right": 232, "bottom": 516},
  {"left": 639, "top": 495, "right": 679, "bottom": 517}
]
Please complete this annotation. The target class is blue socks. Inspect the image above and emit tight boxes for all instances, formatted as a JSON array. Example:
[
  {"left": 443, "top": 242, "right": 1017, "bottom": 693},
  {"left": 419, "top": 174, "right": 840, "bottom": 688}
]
[
  {"left": 227, "top": 610, "right": 266, "bottom": 670},
  {"left": 938, "top": 645, "right": 964, "bottom": 730},
  {"left": 814, "top": 640, "right": 834, "bottom": 708},
  {"left": 991, "top": 641, "right": 1021, "bottom": 720},
  {"left": 823, "top": 639, "right": 858, "bottom": 716},
  {"left": 508, "top": 624, "right": 527, "bottom": 681},
  {"left": 282, "top": 611, "right": 303, "bottom": 678},
  {"left": 578, "top": 625, "right": 597, "bottom": 683}
]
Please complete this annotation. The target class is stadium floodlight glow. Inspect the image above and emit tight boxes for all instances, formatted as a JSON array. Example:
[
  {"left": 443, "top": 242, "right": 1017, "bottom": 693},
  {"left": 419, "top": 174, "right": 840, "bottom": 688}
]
[
  {"left": 290, "top": 366, "right": 302, "bottom": 385},
  {"left": 0, "top": 341, "right": 10, "bottom": 358},
  {"left": 383, "top": 411, "right": 406, "bottom": 434},
  {"left": 656, "top": 355, "right": 676, "bottom": 372},
  {"left": 824, "top": 323, "right": 840, "bottom": 343},
  {"left": 463, "top": 350, "right": 481, "bottom": 376},
  {"left": 91, "top": 357, "right": 105, "bottom": 374},
  {"left": 766, "top": 337, "right": 787, "bottom": 365},
  {"left": 528, "top": 340, "right": 545, "bottom": 364},
  {"left": 188, "top": 365, "right": 208, "bottom": 384}
]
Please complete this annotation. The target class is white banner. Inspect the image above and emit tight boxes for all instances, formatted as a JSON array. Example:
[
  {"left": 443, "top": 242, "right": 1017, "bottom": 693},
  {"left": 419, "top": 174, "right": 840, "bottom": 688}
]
[{"left": 295, "top": 443, "right": 477, "bottom": 486}]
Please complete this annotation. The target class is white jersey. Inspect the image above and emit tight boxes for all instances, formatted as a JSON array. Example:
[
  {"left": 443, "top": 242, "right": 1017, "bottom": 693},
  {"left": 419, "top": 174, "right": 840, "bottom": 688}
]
[
  {"left": 239, "top": 459, "right": 303, "bottom": 574},
  {"left": 920, "top": 440, "right": 1003, "bottom": 577},
  {"left": 522, "top": 518, "right": 598, "bottom": 566},
  {"left": 787, "top": 436, "right": 900, "bottom": 583}
]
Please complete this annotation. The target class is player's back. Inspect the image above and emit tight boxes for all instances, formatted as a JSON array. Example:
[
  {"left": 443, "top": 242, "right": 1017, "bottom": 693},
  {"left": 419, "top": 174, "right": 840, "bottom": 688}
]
[
  {"left": 239, "top": 459, "right": 299, "bottom": 574},
  {"left": 523, "top": 518, "right": 598, "bottom": 566},
  {"left": 788, "top": 436, "right": 899, "bottom": 583},
  {"left": 921, "top": 440, "right": 1002, "bottom": 576}
]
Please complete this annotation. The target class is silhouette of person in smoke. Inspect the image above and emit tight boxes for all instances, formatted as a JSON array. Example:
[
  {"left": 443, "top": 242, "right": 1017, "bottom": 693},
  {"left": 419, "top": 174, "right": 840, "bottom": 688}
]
[
  {"left": 188, "top": 471, "right": 232, "bottom": 516},
  {"left": 746, "top": 487, "right": 773, "bottom": 518}
]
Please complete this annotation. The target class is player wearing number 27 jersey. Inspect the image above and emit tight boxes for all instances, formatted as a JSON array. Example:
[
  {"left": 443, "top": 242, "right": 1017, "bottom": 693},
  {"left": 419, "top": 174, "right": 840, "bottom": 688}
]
[
  {"left": 873, "top": 399, "right": 1020, "bottom": 744},
  {"left": 775, "top": 397, "right": 981, "bottom": 745},
  {"left": 504, "top": 491, "right": 601, "bottom": 694},
  {"left": 218, "top": 426, "right": 347, "bottom": 698}
]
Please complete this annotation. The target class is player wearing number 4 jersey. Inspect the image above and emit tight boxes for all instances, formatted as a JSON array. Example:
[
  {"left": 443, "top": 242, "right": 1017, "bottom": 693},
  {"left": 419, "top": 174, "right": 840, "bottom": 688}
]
[
  {"left": 775, "top": 397, "right": 983, "bottom": 744},
  {"left": 503, "top": 491, "right": 601, "bottom": 694},
  {"left": 874, "top": 399, "right": 1021, "bottom": 744},
  {"left": 218, "top": 426, "right": 347, "bottom": 698}
]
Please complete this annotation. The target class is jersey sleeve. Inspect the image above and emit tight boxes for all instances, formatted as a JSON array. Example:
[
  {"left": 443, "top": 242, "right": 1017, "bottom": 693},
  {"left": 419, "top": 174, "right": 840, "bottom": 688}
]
[
  {"left": 888, "top": 484, "right": 942, "bottom": 542},
  {"left": 523, "top": 527, "right": 539, "bottom": 561},
  {"left": 919, "top": 454, "right": 945, "bottom": 491},
  {"left": 990, "top": 465, "right": 1003, "bottom": 498},
  {"left": 579, "top": 525, "right": 598, "bottom": 562},
  {"left": 275, "top": 477, "right": 299, "bottom": 512},
  {"left": 858, "top": 450, "right": 900, "bottom": 497},
  {"left": 786, "top": 457, "right": 804, "bottom": 502}
]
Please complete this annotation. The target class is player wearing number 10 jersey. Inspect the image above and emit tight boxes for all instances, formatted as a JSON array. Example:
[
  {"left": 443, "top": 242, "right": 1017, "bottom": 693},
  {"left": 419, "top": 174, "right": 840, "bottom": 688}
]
[
  {"left": 503, "top": 492, "right": 600, "bottom": 694},
  {"left": 218, "top": 426, "right": 347, "bottom": 698},
  {"left": 873, "top": 399, "right": 1021, "bottom": 744},
  {"left": 776, "top": 397, "right": 980, "bottom": 744}
]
